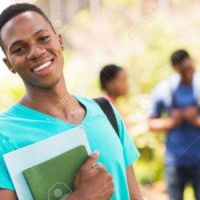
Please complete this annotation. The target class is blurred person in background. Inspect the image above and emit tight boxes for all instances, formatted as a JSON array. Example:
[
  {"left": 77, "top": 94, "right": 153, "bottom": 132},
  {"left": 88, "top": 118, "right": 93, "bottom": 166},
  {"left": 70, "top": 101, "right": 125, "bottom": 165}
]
[
  {"left": 0, "top": 3, "right": 143, "bottom": 200},
  {"left": 100, "top": 64, "right": 129, "bottom": 106},
  {"left": 149, "top": 49, "right": 200, "bottom": 200},
  {"left": 99, "top": 64, "right": 143, "bottom": 198},
  {"left": 99, "top": 64, "right": 130, "bottom": 127}
]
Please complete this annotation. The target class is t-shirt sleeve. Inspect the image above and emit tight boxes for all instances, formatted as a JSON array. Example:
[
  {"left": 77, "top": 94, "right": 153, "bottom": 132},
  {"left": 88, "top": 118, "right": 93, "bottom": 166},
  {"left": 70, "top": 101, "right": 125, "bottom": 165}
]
[
  {"left": 111, "top": 105, "right": 140, "bottom": 168},
  {"left": 0, "top": 135, "right": 15, "bottom": 190},
  {"left": 150, "top": 99, "right": 165, "bottom": 118},
  {"left": 150, "top": 85, "right": 165, "bottom": 118}
]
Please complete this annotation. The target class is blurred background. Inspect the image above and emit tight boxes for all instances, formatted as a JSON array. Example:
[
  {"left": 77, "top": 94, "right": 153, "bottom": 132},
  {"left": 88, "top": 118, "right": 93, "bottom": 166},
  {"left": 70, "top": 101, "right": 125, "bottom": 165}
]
[{"left": 1, "top": 0, "right": 200, "bottom": 199}]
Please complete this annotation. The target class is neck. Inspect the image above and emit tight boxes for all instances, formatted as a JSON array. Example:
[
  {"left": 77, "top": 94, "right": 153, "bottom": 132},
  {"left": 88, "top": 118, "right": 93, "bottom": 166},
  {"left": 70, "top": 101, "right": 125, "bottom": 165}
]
[
  {"left": 181, "top": 71, "right": 194, "bottom": 85},
  {"left": 105, "top": 92, "right": 118, "bottom": 102},
  {"left": 20, "top": 76, "right": 73, "bottom": 117}
]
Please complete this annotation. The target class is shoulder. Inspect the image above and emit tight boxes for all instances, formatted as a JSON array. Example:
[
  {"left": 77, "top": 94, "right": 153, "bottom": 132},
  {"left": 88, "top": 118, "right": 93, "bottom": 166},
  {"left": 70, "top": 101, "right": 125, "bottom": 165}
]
[
  {"left": 152, "top": 79, "right": 169, "bottom": 101},
  {"left": 75, "top": 96, "right": 103, "bottom": 112},
  {"left": 0, "top": 111, "right": 12, "bottom": 128},
  {"left": 76, "top": 96, "right": 121, "bottom": 126},
  {"left": 75, "top": 96, "right": 96, "bottom": 105},
  {"left": 193, "top": 72, "right": 200, "bottom": 86},
  {"left": 0, "top": 106, "right": 19, "bottom": 125},
  {"left": 0, "top": 106, "right": 20, "bottom": 141},
  {"left": 194, "top": 71, "right": 200, "bottom": 77},
  {"left": 152, "top": 74, "right": 180, "bottom": 100}
]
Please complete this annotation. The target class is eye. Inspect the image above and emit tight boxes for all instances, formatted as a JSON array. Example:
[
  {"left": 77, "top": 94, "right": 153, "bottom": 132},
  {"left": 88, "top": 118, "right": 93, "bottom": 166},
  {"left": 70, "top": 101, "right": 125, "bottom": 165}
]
[
  {"left": 13, "top": 47, "right": 26, "bottom": 54},
  {"left": 39, "top": 35, "right": 50, "bottom": 42}
]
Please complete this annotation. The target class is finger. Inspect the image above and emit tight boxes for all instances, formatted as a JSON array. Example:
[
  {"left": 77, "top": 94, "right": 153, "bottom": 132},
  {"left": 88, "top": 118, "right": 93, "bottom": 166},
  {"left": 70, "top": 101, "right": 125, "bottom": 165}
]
[
  {"left": 105, "top": 181, "right": 114, "bottom": 192},
  {"left": 92, "top": 163, "right": 107, "bottom": 172},
  {"left": 81, "top": 150, "right": 100, "bottom": 170}
]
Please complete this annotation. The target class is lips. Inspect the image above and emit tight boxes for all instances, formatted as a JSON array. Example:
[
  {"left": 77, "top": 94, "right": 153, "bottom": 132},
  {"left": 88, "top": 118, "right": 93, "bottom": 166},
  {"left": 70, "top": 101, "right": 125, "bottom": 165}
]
[
  {"left": 33, "top": 61, "right": 52, "bottom": 72},
  {"left": 31, "top": 58, "right": 54, "bottom": 73}
]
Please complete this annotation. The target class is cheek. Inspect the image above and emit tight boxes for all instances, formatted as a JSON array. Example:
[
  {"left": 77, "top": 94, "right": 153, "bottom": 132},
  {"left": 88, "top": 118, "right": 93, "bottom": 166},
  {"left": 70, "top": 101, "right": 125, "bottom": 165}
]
[
  {"left": 52, "top": 45, "right": 63, "bottom": 62},
  {"left": 115, "top": 82, "right": 124, "bottom": 93},
  {"left": 57, "top": 52, "right": 64, "bottom": 70},
  {"left": 9, "top": 56, "right": 23, "bottom": 70},
  {"left": 119, "top": 79, "right": 127, "bottom": 88},
  {"left": 52, "top": 38, "right": 62, "bottom": 52}
]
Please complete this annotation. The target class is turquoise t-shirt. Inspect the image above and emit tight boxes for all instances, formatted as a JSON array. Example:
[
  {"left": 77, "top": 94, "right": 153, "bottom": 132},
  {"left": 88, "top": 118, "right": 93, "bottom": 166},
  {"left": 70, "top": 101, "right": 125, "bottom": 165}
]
[{"left": 0, "top": 96, "right": 140, "bottom": 200}]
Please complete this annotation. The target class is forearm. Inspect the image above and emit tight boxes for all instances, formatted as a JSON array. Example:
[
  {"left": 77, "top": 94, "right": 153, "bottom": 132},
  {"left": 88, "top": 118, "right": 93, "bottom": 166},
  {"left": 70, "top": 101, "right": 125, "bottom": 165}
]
[
  {"left": 149, "top": 118, "right": 174, "bottom": 132},
  {"left": 196, "top": 117, "right": 200, "bottom": 127},
  {"left": 126, "top": 166, "right": 143, "bottom": 200},
  {"left": 192, "top": 117, "right": 200, "bottom": 128},
  {"left": 0, "top": 189, "right": 17, "bottom": 200}
]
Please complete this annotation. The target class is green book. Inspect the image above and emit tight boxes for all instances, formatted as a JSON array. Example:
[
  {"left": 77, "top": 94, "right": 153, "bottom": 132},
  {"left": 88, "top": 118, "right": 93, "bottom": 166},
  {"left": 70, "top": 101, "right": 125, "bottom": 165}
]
[{"left": 23, "top": 145, "right": 88, "bottom": 200}]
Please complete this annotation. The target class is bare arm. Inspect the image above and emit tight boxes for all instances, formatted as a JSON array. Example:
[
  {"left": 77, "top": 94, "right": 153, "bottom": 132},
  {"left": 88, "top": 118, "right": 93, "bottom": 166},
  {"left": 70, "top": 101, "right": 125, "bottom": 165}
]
[
  {"left": 0, "top": 189, "right": 17, "bottom": 200},
  {"left": 149, "top": 117, "right": 175, "bottom": 132},
  {"left": 126, "top": 166, "right": 143, "bottom": 200},
  {"left": 149, "top": 109, "right": 183, "bottom": 132},
  {"left": 193, "top": 117, "right": 200, "bottom": 127}
]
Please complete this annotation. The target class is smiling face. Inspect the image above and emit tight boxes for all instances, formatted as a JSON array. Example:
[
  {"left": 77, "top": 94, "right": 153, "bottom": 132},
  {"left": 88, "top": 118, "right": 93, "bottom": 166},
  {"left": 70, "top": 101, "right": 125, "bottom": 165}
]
[{"left": 1, "top": 11, "right": 64, "bottom": 89}]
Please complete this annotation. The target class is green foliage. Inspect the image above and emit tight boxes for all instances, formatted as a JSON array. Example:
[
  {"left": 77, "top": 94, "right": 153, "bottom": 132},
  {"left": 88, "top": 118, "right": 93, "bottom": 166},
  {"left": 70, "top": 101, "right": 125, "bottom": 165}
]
[
  {"left": 0, "top": 77, "right": 24, "bottom": 112},
  {"left": 184, "top": 185, "right": 195, "bottom": 200}
]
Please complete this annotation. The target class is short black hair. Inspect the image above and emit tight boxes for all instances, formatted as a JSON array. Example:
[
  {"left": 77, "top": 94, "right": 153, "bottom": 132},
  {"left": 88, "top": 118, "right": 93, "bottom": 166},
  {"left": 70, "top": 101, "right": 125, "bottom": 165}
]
[
  {"left": 0, "top": 3, "right": 55, "bottom": 53},
  {"left": 171, "top": 49, "right": 190, "bottom": 66},
  {"left": 100, "top": 64, "right": 123, "bottom": 90}
]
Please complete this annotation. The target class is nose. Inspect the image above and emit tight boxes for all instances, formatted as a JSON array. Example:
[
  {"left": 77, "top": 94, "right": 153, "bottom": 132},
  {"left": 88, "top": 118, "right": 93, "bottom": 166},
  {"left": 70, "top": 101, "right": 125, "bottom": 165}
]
[{"left": 27, "top": 44, "right": 46, "bottom": 60}]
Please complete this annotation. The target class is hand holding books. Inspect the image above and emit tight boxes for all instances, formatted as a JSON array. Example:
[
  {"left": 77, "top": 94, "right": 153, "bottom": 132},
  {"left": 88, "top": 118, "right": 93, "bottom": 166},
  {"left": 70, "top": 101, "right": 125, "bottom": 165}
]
[
  {"left": 67, "top": 151, "right": 114, "bottom": 200},
  {"left": 4, "top": 127, "right": 114, "bottom": 200}
]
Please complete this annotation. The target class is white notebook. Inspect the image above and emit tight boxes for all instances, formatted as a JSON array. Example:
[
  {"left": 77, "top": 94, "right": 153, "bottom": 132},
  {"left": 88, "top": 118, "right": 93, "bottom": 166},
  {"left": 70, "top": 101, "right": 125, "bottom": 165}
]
[{"left": 3, "top": 126, "right": 91, "bottom": 200}]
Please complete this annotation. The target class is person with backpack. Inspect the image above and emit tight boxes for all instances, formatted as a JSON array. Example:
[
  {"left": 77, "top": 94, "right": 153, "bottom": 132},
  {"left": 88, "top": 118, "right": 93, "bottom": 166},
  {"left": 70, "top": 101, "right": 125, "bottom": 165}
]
[
  {"left": 0, "top": 3, "right": 142, "bottom": 200},
  {"left": 99, "top": 64, "right": 128, "bottom": 106},
  {"left": 149, "top": 49, "right": 200, "bottom": 200},
  {"left": 99, "top": 64, "right": 130, "bottom": 126}
]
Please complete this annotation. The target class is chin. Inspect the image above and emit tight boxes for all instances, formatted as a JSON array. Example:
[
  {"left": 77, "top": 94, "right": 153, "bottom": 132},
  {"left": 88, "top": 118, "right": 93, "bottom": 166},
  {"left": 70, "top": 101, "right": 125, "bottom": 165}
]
[
  {"left": 41, "top": 79, "right": 61, "bottom": 89},
  {"left": 28, "top": 76, "right": 62, "bottom": 90}
]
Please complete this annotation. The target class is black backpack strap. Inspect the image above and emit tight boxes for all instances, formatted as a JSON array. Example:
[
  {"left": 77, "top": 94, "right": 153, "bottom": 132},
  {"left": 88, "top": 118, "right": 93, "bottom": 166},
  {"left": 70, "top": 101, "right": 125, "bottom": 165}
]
[{"left": 93, "top": 97, "right": 119, "bottom": 136}]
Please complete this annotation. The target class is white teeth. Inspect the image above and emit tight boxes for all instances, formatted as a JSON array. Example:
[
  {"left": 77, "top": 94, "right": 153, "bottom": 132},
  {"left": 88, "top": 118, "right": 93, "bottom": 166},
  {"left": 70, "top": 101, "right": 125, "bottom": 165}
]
[{"left": 33, "top": 61, "right": 51, "bottom": 72}]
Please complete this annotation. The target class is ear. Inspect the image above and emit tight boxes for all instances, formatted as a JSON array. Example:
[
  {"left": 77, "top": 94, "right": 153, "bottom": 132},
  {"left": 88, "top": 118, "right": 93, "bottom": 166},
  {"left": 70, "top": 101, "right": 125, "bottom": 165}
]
[
  {"left": 3, "top": 57, "right": 16, "bottom": 74},
  {"left": 58, "top": 34, "right": 64, "bottom": 50}
]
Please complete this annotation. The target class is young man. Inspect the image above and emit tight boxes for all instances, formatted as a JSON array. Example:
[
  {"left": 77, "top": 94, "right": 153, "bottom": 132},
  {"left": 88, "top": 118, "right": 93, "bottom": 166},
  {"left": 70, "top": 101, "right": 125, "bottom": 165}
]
[
  {"left": 149, "top": 50, "right": 200, "bottom": 200},
  {"left": 0, "top": 3, "right": 142, "bottom": 200}
]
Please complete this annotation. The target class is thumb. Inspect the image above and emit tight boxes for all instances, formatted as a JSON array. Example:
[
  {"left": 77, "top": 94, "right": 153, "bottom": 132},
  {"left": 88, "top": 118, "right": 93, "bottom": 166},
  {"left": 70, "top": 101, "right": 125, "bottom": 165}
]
[{"left": 82, "top": 150, "right": 100, "bottom": 170}]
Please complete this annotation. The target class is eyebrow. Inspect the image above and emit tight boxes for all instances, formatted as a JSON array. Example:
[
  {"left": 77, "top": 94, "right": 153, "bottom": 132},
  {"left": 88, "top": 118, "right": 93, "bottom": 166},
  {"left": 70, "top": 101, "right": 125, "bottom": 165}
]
[{"left": 9, "top": 29, "right": 49, "bottom": 51}]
